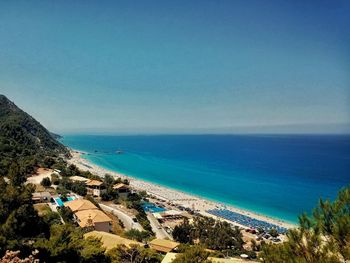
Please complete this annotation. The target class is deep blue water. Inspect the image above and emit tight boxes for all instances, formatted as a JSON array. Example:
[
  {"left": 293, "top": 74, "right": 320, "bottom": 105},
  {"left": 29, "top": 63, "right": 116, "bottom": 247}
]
[{"left": 61, "top": 135, "right": 350, "bottom": 223}]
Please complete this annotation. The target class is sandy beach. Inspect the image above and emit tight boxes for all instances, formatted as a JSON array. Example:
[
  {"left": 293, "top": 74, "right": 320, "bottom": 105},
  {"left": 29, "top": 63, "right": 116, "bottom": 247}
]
[{"left": 67, "top": 150, "right": 296, "bottom": 230}]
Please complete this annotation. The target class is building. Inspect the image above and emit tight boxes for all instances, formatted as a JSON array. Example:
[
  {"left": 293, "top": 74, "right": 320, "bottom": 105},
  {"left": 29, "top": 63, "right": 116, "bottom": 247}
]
[
  {"left": 153, "top": 210, "right": 185, "bottom": 222},
  {"left": 70, "top": 176, "right": 90, "bottom": 183},
  {"left": 64, "top": 199, "right": 112, "bottom": 232},
  {"left": 75, "top": 209, "right": 112, "bottom": 232},
  {"left": 149, "top": 239, "right": 179, "bottom": 253},
  {"left": 86, "top": 179, "right": 106, "bottom": 197},
  {"left": 113, "top": 183, "right": 131, "bottom": 198},
  {"left": 84, "top": 231, "right": 143, "bottom": 251},
  {"left": 64, "top": 199, "right": 97, "bottom": 212}
]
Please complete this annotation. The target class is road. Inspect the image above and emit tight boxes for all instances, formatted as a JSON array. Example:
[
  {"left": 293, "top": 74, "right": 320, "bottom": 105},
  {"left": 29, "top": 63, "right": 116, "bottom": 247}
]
[
  {"left": 99, "top": 203, "right": 143, "bottom": 231},
  {"left": 146, "top": 212, "right": 172, "bottom": 240}
]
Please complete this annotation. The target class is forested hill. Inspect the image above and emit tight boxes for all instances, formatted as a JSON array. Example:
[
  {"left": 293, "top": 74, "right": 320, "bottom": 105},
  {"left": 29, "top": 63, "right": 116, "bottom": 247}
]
[{"left": 0, "top": 94, "right": 68, "bottom": 176}]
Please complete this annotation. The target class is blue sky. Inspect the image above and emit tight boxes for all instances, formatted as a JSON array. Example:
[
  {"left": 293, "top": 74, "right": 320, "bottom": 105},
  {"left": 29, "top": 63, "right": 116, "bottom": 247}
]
[{"left": 0, "top": 0, "right": 349, "bottom": 134}]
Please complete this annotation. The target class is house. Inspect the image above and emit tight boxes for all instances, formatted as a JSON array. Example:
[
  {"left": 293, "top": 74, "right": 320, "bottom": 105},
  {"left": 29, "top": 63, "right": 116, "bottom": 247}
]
[
  {"left": 149, "top": 239, "right": 179, "bottom": 253},
  {"left": 84, "top": 231, "right": 143, "bottom": 251},
  {"left": 64, "top": 199, "right": 97, "bottom": 212},
  {"left": 86, "top": 179, "right": 106, "bottom": 197},
  {"left": 74, "top": 209, "right": 112, "bottom": 232},
  {"left": 113, "top": 183, "right": 131, "bottom": 198},
  {"left": 64, "top": 199, "right": 112, "bottom": 232},
  {"left": 70, "top": 176, "right": 90, "bottom": 183}
]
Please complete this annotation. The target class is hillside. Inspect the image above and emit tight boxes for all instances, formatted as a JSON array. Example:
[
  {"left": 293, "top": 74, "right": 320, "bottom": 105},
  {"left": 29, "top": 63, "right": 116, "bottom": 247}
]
[{"left": 0, "top": 94, "right": 68, "bottom": 176}]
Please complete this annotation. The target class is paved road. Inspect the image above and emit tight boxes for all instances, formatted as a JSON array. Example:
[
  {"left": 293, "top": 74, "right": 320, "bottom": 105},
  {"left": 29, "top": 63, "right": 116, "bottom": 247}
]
[
  {"left": 99, "top": 203, "right": 143, "bottom": 231},
  {"left": 146, "top": 212, "right": 172, "bottom": 240}
]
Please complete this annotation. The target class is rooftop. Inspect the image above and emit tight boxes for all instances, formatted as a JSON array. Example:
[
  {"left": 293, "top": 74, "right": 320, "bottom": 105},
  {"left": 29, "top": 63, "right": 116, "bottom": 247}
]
[
  {"left": 84, "top": 231, "right": 143, "bottom": 251},
  {"left": 64, "top": 199, "right": 97, "bottom": 212},
  {"left": 149, "top": 239, "right": 179, "bottom": 253},
  {"left": 70, "top": 176, "right": 90, "bottom": 182},
  {"left": 113, "top": 183, "right": 129, "bottom": 190},
  {"left": 75, "top": 209, "right": 111, "bottom": 227},
  {"left": 86, "top": 179, "right": 103, "bottom": 186}
]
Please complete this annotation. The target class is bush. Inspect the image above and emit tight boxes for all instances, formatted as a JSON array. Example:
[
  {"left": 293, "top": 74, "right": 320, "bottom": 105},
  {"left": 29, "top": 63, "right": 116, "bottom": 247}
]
[
  {"left": 124, "top": 229, "right": 152, "bottom": 242},
  {"left": 40, "top": 177, "right": 52, "bottom": 187},
  {"left": 57, "top": 206, "right": 74, "bottom": 223},
  {"left": 268, "top": 228, "right": 279, "bottom": 238},
  {"left": 51, "top": 174, "right": 60, "bottom": 185},
  {"left": 172, "top": 246, "right": 211, "bottom": 263}
]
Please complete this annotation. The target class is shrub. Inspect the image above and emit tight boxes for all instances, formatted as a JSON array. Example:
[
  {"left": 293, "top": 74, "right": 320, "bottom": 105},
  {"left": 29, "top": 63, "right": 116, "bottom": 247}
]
[{"left": 40, "top": 177, "right": 52, "bottom": 187}]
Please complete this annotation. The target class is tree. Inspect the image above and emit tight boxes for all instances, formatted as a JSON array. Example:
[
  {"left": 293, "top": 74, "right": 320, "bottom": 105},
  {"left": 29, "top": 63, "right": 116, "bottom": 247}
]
[
  {"left": 43, "top": 156, "right": 56, "bottom": 168},
  {"left": 173, "top": 218, "right": 193, "bottom": 244},
  {"left": 124, "top": 229, "right": 152, "bottom": 242},
  {"left": 34, "top": 224, "right": 108, "bottom": 263},
  {"left": 0, "top": 179, "right": 49, "bottom": 256},
  {"left": 101, "top": 174, "right": 117, "bottom": 201},
  {"left": 42, "top": 211, "right": 62, "bottom": 226},
  {"left": 103, "top": 174, "right": 115, "bottom": 187},
  {"left": 172, "top": 246, "right": 212, "bottom": 263},
  {"left": 51, "top": 174, "right": 60, "bottom": 185},
  {"left": 190, "top": 217, "right": 244, "bottom": 251},
  {"left": 106, "top": 244, "right": 161, "bottom": 263},
  {"left": 40, "top": 177, "right": 51, "bottom": 187},
  {"left": 261, "top": 186, "right": 350, "bottom": 263},
  {"left": 268, "top": 228, "right": 279, "bottom": 238},
  {"left": 57, "top": 207, "right": 74, "bottom": 224},
  {"left": 8, "top": 162, "right": 25, "bottom": 187}
]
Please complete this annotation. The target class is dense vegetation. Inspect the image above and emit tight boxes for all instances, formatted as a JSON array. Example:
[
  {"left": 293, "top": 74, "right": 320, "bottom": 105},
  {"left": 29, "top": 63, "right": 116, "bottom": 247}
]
[
  {"left": 126, "top": 192, "right": 154, "bottom": 234},
  {"left": 0, "top": 178, "right": 158, "bottom": 261},
  {"left": 0, "top": 95, "right": 68, "bottom": 177},
  {"left": 172, "top": 216, "right": 250, "bottom": 258},
  {"left": 106, "top": 244, "right": 162, "bottom": 263},
  {"left": 172, "top": 246, "right": 212, "bottom": 263}
]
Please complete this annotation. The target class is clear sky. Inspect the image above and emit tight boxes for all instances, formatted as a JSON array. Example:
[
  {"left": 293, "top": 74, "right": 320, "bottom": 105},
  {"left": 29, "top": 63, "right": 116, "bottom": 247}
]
[{"left": 0, "top": 0, "right": 349, "bottom": 134}]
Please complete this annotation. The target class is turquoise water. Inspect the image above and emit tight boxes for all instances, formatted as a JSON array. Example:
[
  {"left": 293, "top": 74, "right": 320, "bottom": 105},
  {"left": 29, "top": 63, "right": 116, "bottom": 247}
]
[
  {"left": 55, "top": 196, "right": 75, "bottom": 206},
  {"left": 142, "top": 202, "right": 167, "bottom": 213},
  {"left": 61, "top": 135, "right": 350, "bottom": 223}
]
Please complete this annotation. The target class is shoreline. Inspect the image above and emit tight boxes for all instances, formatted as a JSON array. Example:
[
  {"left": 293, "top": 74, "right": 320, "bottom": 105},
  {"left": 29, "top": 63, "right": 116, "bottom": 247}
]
[{"left": 67, "top": 149, "right": 296, "bottom": 230}]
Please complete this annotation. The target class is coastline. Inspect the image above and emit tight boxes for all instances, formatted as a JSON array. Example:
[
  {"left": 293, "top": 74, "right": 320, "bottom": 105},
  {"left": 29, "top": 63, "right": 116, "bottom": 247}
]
[{"left": 68, "top": 149, "right": 296, "bottom": 230}]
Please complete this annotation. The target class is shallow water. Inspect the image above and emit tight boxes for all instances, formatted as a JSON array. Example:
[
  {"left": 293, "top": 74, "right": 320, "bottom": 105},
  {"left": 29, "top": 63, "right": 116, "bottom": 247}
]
[{"left": 62, "top": 134, "right": 350, "bottom": 223}]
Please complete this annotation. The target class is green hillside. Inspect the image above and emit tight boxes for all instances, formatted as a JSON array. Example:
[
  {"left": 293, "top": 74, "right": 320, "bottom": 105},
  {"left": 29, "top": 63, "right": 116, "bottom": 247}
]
[{"left": 0, "top": 94, "right": 68, "bottom": 176}]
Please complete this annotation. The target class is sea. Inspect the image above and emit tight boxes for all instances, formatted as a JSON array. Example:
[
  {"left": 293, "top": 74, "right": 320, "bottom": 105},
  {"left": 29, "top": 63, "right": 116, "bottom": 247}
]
[{"left": 61, "top": 134, "right": 350, "bottom": 224}]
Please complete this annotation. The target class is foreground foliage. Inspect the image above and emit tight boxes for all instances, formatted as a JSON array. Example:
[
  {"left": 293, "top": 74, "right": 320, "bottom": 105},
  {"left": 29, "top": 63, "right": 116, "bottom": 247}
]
[
  {"left": 261, "top": 186, "right": 350, "bottom": 263},
  {"left": 173, "top": 217, "right": 244, "bottom": 251},
  {"left": 106, "top": 244, "right": 161, "bottom": 263},
  {"left": 172, "top": 246, "right": 212, "bottom": 263}
]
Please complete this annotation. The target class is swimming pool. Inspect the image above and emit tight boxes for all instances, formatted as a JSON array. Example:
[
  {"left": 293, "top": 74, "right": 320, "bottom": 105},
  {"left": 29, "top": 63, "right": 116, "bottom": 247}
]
[
  {"left": 142, "top": 202, "right": 167, "bottom": 213},
  {"left": 54, "top": 196, "right": 76, "bottom": 206}
]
